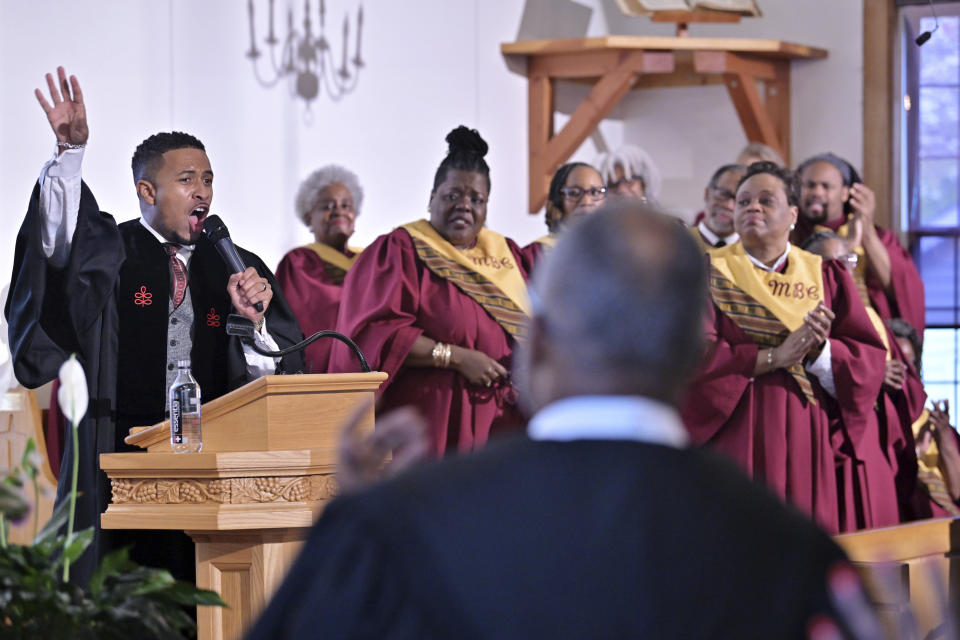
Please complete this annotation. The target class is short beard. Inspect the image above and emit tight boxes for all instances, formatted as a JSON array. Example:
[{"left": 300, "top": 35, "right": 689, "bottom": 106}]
[{"left": 801, "top": 205, "right": 827, "bottom": 224}]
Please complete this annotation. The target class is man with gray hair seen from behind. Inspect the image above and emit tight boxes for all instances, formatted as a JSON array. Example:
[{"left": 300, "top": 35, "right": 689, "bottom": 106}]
[
  {"left": 247, "top": 202, "right": 857, "bottom": 639},
  {"left": 595, "top": 144, "right": 661, "bottom": 202},
  {"left": 276, "top": 165, "right": 364, "bottom": 373}
]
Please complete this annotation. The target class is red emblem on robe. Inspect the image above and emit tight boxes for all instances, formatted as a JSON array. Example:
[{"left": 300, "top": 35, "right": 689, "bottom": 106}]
[
  {"left": 134, "top": 286, "right": 153, "bottom": 306},
  {"left": 206, "top": 308, "right": 221, "bottom": 327}
]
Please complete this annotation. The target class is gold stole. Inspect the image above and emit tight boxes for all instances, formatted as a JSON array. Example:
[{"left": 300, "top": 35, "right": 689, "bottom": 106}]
[
  {"left": 708, "top": 244, "right": 824, "bottom": 404},
  {"left": 402, "top": 220, "right": 531, "bottom": 340},
  {"left": 912, "top": 409, "right": 960, "bottom": 515},
  {"left": 814, "top": 216, "right": 871, "bottom": 308},
  {"left": 864, "top": 306, "right": 891, "bottom": 361},
  {"left": 303, "top": 243, "right": 363, "bottom": 285}
]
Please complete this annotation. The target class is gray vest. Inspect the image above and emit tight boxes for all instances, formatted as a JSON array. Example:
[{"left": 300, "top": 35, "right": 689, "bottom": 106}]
[{"left": 164, "top": 286, "right": 195, "bottom": 410}]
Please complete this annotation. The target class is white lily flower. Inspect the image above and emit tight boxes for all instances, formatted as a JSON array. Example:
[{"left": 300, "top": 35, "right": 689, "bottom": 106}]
[{"left": 57, "top": 355, "right": 88, "bottom": 427}]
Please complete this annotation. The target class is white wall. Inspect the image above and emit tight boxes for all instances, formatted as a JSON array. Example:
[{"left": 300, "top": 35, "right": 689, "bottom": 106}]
[{"left": 0, "top": 0, "right": 864, "bottom": 286}]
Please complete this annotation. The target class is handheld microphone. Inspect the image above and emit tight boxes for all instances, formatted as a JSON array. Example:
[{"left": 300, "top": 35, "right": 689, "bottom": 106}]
[{"left": 202, "top": 214, "right": 264, "bottom": 313}]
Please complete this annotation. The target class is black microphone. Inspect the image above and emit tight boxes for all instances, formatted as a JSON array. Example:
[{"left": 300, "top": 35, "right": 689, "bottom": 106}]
[{"left": 202, "top": 214, "right": 264, "bottom": 313}]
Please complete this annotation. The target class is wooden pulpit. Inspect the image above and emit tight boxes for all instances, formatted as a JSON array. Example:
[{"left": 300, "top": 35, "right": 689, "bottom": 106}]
[{"left": 99, "top": 372, "right": 387, "bottom": 640}]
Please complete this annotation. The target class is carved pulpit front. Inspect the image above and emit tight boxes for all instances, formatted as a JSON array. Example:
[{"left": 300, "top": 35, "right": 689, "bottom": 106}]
[{"left": 99, "top": 372, "right": 387, "bottom": 640}]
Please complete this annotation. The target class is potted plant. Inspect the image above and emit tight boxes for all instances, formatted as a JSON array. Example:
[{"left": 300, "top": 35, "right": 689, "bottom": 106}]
[{"left": 0, "top": 355, "right": 226, "bottom": 639}]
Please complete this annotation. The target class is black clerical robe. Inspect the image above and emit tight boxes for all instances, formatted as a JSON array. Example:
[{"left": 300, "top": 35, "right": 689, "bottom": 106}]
[
  {"left": 5, "top": 181, "right": 304, "bottom": 585},
  {"left": 249, "top": 435, "right": 848, "bottom": 639}
]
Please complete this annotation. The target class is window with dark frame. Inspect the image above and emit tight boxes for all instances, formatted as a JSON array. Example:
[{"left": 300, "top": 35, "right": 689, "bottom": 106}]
[{"left": 906, "top": 8, "right": 960, "bottom": 414}]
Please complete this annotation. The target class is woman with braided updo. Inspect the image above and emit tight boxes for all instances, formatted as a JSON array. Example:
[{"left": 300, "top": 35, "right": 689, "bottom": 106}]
[{"left": 330, "top": 126, "right": 531, "bottom": 455}]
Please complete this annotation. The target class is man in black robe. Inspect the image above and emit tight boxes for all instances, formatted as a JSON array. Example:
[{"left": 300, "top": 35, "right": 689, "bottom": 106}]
[
  {"left": 5, "top": 67, "right": 304, "bottom": 585},
  {"left": 248, "top": 204, "right": 855, "bottom": 639}
]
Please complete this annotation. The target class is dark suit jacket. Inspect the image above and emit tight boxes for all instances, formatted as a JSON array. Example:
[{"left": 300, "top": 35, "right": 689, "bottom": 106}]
[{"left": 248, "top": 434, "right": 847, "bottom": 639}]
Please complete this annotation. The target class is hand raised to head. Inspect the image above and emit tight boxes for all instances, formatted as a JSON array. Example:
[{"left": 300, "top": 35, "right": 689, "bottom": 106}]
[
  {"left": 848, "top": 183, "right": 876, "bottom": 228},
  {"left": 35, "top": 67, "right": 88, "bottom": 148}
]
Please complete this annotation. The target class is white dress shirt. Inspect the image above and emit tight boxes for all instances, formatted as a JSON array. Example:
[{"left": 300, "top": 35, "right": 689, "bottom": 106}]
[
  {"left": 528, "top": 395, "right": 689, "bottom": 448},
  {"left": 37, "top": 146, "right": 279, "bottom": 378},
  {"left": 697, "top": 221, "right": 739, "bottom": 248},
  {"left": 744, "top": 244, "right": 835, "bottom": 398}
]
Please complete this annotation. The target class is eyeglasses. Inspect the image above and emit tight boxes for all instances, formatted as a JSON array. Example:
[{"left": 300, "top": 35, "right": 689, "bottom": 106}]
[
  {"left": 606, "top": 175, "right": 644, "bottom": 191},
  {"left": 560, "top": 186, "right": 607, "bottom": 201},
  {"left": 709, "top": 188, "right": 737, "bottom": 202}
]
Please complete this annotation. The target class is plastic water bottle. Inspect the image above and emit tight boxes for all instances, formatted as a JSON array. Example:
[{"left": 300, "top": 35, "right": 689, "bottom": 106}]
[{"left": 169, "top": 360, "right": 202, "bottom": 453}]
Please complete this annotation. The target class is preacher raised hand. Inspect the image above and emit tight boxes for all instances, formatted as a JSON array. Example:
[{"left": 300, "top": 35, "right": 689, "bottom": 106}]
[{"left": 35, "top": 66, "right": 88, "bottom": 151}]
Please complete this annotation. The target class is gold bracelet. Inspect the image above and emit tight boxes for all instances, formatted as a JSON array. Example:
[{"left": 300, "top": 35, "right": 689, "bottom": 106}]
[
  {"left": 442, "top": 343, "right": 452, "bottom": 369},
  {"left": 431, "top": 342, "right": 446, "bottom": 368}
]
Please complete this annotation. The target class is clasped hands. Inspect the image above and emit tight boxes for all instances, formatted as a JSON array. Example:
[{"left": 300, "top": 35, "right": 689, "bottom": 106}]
[{"left": 770, "top": 303, "right": 834, "bottom": 371}]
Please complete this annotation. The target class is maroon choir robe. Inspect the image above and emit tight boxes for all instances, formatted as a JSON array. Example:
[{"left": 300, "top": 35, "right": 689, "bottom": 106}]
[
  {"left": 793, "top": 216, "right": 925, "bottom": 338},
  {"left": 519, "top": 235, "right": 555, "bottom": 274},
  {"left": 874, "top": 327, "right": 924, "bottom": 520},
  {"left": 681, "top": 259, "right": 887, "bottom": 534},
  {"left": 329, "top": 228, "right": 528, "bottom": 455},
  {"left": 276, "top": 246, "right": 358, "bottom": 373}
]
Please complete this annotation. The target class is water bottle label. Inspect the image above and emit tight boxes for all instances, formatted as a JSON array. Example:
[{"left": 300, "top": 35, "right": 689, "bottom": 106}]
[{"left": 170, "top": 398, "right": 183, "bottom": 444}]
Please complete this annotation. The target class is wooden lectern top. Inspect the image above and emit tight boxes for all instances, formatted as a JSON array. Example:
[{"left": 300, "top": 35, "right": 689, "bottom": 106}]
[{"left": 125, "top": 372, "right": 387, "bottom": 453}]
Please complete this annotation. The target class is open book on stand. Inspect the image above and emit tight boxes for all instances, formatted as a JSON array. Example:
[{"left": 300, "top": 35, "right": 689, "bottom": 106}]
[{"left": 614, "top": 0, "right": 761, "bottom": 17}]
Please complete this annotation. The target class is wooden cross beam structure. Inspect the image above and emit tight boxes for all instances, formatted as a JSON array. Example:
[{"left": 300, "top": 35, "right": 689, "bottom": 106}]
[{"left": 501, "top": 36, "right": 827, "bottom": 213}]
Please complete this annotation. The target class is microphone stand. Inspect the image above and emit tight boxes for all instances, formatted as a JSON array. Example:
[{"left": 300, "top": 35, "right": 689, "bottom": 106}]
[{"left": 225, "top": 314, "right": 372, "bottom": 373}]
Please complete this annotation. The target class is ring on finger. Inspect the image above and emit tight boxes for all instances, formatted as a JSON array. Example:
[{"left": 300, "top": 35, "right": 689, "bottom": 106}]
[{"left": 261, "top": 282, "right": 268, "bottom": 292}]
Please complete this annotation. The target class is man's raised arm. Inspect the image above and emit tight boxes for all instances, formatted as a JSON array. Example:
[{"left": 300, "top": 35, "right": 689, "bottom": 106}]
[{"left": 34, "top": 66, "right": 89, "bottom": 268}]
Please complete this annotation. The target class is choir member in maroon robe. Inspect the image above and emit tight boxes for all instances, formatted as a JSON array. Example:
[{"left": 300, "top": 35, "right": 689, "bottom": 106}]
[
  {"left": 803, "top": 230, "right": 912, "bottom": 528},
  {"left": 595, "top": 144, "right": 661, "bottom": 202},
  {"left": 680, "top": 162, "right": 887, "bottom": 534},
  {"left": 522, "top": 162, "right": 606, "bottom": 269},
  {"left": 690, "top": 164, "right": 746, "bottom": 251},
  {"left": 888, "top": 321, "right": 960, "bottom": 518},
  {"left": 276, "top": 166, "right": 364, "bottom": 373},
  {"left": 329, "top": 126, "right": 531, "bottom": 455},
  {"left": 792, "top": 153, "right": 925, "bottom": 339}
]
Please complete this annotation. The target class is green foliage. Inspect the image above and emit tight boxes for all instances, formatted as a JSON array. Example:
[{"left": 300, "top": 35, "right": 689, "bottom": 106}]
[
  {"left": 0, "top": 530, "right": 226, "bottom": 640},
  {"left": 0, "top": 439, "right": 227, "bottom": 639}
]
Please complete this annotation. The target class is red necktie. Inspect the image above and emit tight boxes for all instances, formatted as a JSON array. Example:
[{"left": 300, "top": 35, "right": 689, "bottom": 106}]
[{"left": 164, "top": 243, "right": 188, "bottom": 309}]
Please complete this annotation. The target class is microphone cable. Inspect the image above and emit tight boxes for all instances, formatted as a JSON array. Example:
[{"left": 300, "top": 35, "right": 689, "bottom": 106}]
[{"left": 225, "top": 314, "right": 372, "bottom": 372}]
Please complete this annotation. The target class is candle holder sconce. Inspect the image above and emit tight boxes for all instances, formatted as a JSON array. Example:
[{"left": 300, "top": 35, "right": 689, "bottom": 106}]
[{"left": 246, "top": 0, "right": 364, "bottom": 114}]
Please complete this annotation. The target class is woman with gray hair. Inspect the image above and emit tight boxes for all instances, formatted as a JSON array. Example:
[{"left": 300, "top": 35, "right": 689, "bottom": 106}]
[
  {"left": 594, "top": 144, "right": 661, "bottom": 202},
  {"left": 276, "top": 165, "right": 364, "bottom": 372}
]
